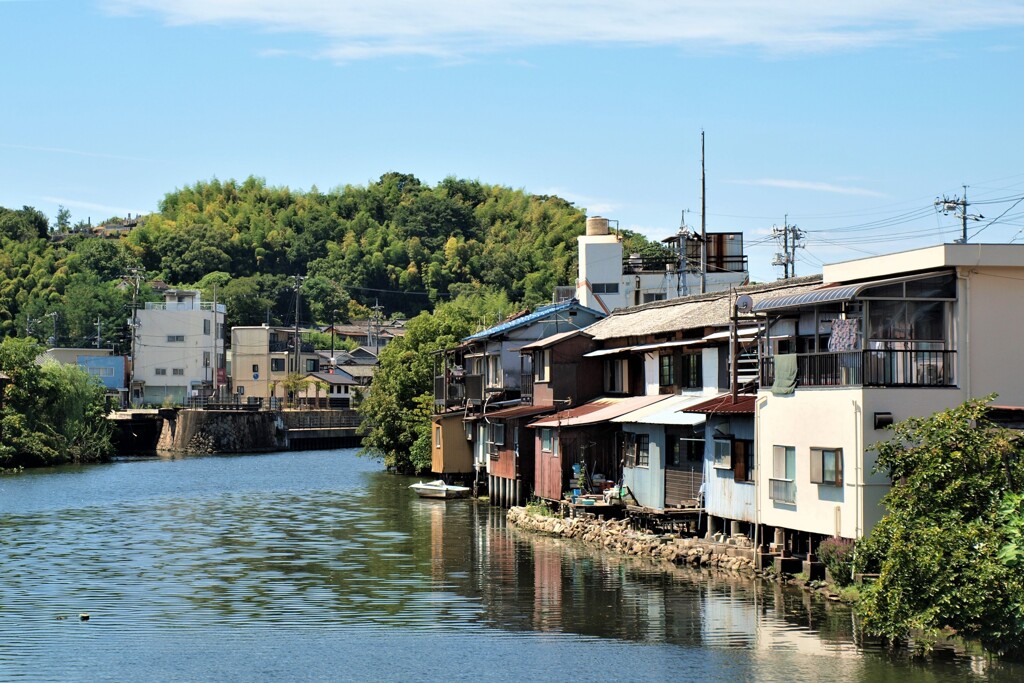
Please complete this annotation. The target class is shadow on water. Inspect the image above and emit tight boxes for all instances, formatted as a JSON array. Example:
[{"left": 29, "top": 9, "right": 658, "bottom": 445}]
[{"left": 0, "top": 448, "right": 1019, "bottom": 682}]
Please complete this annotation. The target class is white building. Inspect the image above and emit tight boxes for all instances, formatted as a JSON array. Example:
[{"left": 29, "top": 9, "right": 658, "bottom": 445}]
[
  {"left": 132, "top": 289, "right": 225, "bottom": 405},
  {"left": 752, "top": 243, "right": 1024, "bottom": 554},
  {"left": 575, "top": 215, "right": 748, "bottom": 313}
]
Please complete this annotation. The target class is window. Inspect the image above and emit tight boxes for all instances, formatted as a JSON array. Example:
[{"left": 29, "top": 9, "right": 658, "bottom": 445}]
[
  {"left": 732, "top": 439, "right": 754, "bottom": 483},
  {"left": 541, "top": 428, "right": 554, "bottom": 453},
  {"left": 167, "top": 335, "right": 184, "bottom": 343},
  {"left": 770, "top": 445, "right": 797, "bottom": 504},
  {"left": 667, "top": 425, "right": 704, "bottom": 469},
  {"left": 643, "top": 292, "right": 666, "bottom": 303},
  {"left": 635, "top": 433, "right": 650, "bottom": 467},
  {"left": 271, "top": 358, "right": 285, "bottom": 372},
  {"left": 680, "top": 352, "right": 702, "bottom": 389},
  {"left": 237, "top": 385, "right": 244, "bottom": 395},
  {"left": 155, "top": 368, "right": 167, "bottom": 376},
  {"left": 659, "top": 354, "right": 675, "bottom": 387},
  {"left": 435, "top": 426, "right": 442, "bottom": 449},
  {"left": 172, "top": 368, "right": 184, "bottom": 376},
  {"left": 592, "top": 282, "right": 620, "bottom": 294},
  {"left": 306, "top": 358, "right": 317, "bottom": 373},
  {"left": 203, "top": 319, "right": 211, "bottom": 335},
  {"left": 486, "top": 355, "right": 503, "bottom": 388},
  {"left": 487, "top": 423, "right": 505, "bottom": 459},
  {"left": 713, "top": 439, "right": 732, "bottom": 469},
  {"left": 810, "top": 447, "right": 843, "bottom": 486},
  {"left": 252, "top": 364, "right": 259, "bottom": 374},
  {"left": 203, "top": 351, "right": 211, "bottom": 368},
  {"left": 604, "top": 358, "right": 627, "bottom": 393},
  {"left": 86, "top": 366, "right": 115, "bottom": 377},
  {"left": 534, "top": 349, "right": 551, "bottom": 382}
]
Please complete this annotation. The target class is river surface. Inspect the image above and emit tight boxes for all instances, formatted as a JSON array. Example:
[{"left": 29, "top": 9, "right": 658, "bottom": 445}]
[{"left": 0, "top": 448, "right": 1019, "bottom": 682}]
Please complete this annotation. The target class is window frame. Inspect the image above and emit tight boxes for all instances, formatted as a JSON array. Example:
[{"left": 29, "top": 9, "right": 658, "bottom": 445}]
[
  {"left": 712, "top": 438, "right": 732, "bottom": 469},
  {"left": 658, "top": 353, "right": 675, "bottom": 387},
  {"left": 732, "top": 438, "right": 755, "bottom": 483},
  {"left": 810, "top": 447, "right": 844, "bottom": 486},
  {"left": 271, "top": 358, "right": 286, "bottom": 373}
]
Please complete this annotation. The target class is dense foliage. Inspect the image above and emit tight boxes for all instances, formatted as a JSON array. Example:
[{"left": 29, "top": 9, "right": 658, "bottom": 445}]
[
  {"left": 357, "top": 292, "right": 512, "bottom": 474},
  {"left": 0, "top": 337, "right": 114, "bottom": 470},
  {"left": 1, "top": 174, "right": 667, "bottom": 347},
  {"left": 856, "top": 398, "right": 1024, "bottom": 657}
]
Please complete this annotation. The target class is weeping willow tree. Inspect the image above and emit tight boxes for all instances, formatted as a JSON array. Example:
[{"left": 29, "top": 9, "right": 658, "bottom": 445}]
[{"left": 0, "top": 337, "right": 114, "bottom": 470}]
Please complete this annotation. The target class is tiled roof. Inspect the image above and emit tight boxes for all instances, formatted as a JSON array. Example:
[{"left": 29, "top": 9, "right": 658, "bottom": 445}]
[{"left": 583, "top": 276, "right": 822, "bottom": 341}]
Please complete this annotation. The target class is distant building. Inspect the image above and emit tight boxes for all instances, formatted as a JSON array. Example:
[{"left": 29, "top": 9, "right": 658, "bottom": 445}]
[
  {"left": 132, "top": 289, "right": 225, "bottom": 405},
  {"left": 231, "top": 325, "right": 321, "bottom": 403},
  {"left": 575, "top": 215, "right": 748, "bottom": 313}
]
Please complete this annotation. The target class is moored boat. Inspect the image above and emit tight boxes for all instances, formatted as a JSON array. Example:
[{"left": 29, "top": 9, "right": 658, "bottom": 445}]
[{"left": 409, "top": 480, "right": 470, "bottom": 500}]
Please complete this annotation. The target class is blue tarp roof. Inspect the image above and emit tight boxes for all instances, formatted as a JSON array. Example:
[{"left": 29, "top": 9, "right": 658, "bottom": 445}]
[{"left": 463, "top": 300, "right": 603, "bottom": 342}]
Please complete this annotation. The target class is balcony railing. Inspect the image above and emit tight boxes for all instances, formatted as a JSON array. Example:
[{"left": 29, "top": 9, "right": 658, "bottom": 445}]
[
  {"left": 769, "top": 478, "right": 796, "bottom": 504},
  {"left": 762, "top": 349, "right": 957, "bottom": 389}
]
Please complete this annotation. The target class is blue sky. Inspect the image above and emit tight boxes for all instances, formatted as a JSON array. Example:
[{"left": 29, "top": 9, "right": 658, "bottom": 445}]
[{"left": 3, "top": 1, "right": 1024, "bottom": 282}]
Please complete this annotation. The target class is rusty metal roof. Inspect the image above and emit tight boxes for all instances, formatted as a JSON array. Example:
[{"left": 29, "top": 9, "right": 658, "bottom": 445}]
[
  {"left": 528, "top": 394, "right": 672, "bottom": 428},
  {"left": 481, "top": 404, "right": 556, "bottom": 420},
  {"left": 680, "top": 393, "right": 757, "bottom": 414}
]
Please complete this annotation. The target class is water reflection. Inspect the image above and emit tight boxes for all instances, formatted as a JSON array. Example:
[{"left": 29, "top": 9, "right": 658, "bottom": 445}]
[{"left": 0, "top": 450, "right": 1019, "bottom": 683}]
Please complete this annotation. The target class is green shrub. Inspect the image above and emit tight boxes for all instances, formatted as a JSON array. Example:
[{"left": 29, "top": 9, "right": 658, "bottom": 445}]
[{"left": 817, "top": 536, "right": 855, "bottom": 587}]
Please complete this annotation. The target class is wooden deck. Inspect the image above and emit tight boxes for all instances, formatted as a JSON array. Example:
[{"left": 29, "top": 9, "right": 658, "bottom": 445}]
[{"left": 626, "top": 504, "right": 704, "bottom": 534}]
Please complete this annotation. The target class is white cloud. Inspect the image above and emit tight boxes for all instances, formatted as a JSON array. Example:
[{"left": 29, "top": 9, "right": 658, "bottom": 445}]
[
  {"left": 730, "top": 178, "right": 887, "bottom": 198},
  {"left": 40, "top": 196, "right": 140, "bottom": 218},
  {"left": 0, "top": 142, "right": 153, "bottom": 163},
  {"left": 540, "top": 187, "right": 619, "bottom": 216},
  {"left": 101, "top": 1, "right": 1024, "bottom": 61}
]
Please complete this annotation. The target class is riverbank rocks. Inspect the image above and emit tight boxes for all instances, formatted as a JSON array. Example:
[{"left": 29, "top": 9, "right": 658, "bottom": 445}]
[{"left": 506, "top": 507, "right": 756, "bottom": 576}]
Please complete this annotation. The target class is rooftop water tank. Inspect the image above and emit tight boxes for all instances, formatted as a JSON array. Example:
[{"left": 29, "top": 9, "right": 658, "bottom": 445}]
[{"left": 586, "top": 216, "right": 610, "bottom": 236}]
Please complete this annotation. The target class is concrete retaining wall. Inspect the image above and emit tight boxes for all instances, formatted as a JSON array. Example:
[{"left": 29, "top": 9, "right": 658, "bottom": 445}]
[{"left": 157, "top": 409, "right": 284, "bottom": 453}]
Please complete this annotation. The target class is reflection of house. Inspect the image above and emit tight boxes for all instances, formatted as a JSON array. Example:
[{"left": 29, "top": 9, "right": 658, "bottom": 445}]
[
  {"left": 133, "top": 289, "right": 225, "bottom": 405},
  {"left": 575, "top": 215, "right": 748, "bottom": 313},
  {"left": 230, "top": 325, "right": 319, "bottom": 403},
  {"left": 431, "top": 300, "right": 605, "bottom": 487},
  {"left": 753, "top": 244, "right": 1024, "bottom": 554}
]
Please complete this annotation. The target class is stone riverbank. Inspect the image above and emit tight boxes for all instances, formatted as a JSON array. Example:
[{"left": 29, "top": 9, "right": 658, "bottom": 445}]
[{"left": 507, "top": 506, "right": 758, "bottom": 575}]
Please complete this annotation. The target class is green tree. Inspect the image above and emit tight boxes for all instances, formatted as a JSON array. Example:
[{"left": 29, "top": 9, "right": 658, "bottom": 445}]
[
  {"left": 856, "top": 398, "right": 1024, "bottom": 657},
  {"left": 0, "top": 337, "right": 113, "bottom": 469},
  {"left": 356, "top": 305, "right": 473, "bottom": 473}
]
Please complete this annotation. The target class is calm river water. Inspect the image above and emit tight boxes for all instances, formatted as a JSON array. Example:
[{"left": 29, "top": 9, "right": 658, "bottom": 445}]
[{"left": 0, "top": 448, "right": 1019, "bottom": 682}]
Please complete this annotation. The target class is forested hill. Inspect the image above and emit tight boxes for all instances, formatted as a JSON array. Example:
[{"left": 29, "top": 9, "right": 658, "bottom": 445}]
[{"left": 0, "top": 173, "right": 665, "bottom": 347}]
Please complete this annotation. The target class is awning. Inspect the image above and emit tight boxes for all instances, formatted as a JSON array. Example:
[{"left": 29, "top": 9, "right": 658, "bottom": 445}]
[
  {"left": 630, "top": 339, "right": 704, "bottom": 352},
  {"left": 751, "top": 284, "right": 861, "bottom": 313},
  {"left": 611, "top": 394, "right": 708, "bottom": 426},
  {"left": 752, "top": 271, "right": 952, "bottom": 313},
  {"left": 583, "top": 346, "right": 635, "bottom": 358},
  {"left": 702, "top": 327, "right": 760, "bottom": 341}
]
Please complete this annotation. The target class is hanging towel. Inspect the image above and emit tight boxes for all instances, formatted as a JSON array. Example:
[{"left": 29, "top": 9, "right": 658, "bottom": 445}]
[{"left": 772, "top": 354, "right": 798, "bottom": 396}]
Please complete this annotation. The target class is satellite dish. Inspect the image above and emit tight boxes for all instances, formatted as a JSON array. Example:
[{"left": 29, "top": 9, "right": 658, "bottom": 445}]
[{"left": 735, "top": 294, "right": 753, "bottom": 314}]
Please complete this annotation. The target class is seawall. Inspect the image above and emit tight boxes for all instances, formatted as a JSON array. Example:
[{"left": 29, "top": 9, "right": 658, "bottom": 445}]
[
  {"left": 506, "top": 506, "right": 758, "bottom": 575},
  {"left": 158, "top": 409, "right": 284, "bottom": 453}
]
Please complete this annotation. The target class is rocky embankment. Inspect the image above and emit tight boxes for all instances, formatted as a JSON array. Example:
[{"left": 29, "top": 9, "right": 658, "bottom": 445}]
[{"left": 507, "top": 506, "right": 757, "bottom": 575}]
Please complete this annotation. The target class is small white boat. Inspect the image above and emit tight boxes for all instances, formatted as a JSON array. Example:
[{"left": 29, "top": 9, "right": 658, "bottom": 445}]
[{"left": 409, "top": 480, "right": 471, "bottom": 500}]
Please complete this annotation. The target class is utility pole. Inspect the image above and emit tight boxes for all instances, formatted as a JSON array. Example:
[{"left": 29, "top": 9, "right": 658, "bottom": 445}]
[
  {"left": 935, "top": 185, "right": 983, "bottom": 243},
  {"left": 211, "top": 283, "right": 219, "bottom": 399},
  {"left": 95, "top": 316, "right": 102, "bottom": 349},
  {"left": 370, "top": 299, "right": 384, "bottom": 357},
  {"left": 292, "top": 275, "right": 305, "bottom": 374},
  {"left": 128, "top": 267, "right": 141, "bottom": 405},
  {"left": 700, "top": 131, "right": 707, "bottom": 294},
  {"left": 772, "top": 217, "right": 803, "bottom": 279}
]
